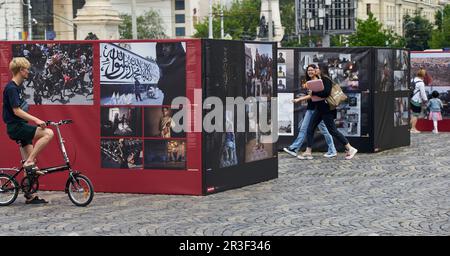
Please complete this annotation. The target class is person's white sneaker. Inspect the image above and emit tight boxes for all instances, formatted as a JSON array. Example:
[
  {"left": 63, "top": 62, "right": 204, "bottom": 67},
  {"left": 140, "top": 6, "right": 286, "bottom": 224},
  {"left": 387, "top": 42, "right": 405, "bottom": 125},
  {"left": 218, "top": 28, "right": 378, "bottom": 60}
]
[
  {"left": 432, "top": 129, "right": 439, "bottom": 134},
  {"left": 345, "top": 147, "right": 358, "bottom": 160},
  {"left": 410, "top": 129, "right": 421, "bottom": 134},
  {"left": 283, "top": 147, "right": 297, "bottom": 157},
  {"left": 323, "top": 152, "right": 337, "bottom": 158}
]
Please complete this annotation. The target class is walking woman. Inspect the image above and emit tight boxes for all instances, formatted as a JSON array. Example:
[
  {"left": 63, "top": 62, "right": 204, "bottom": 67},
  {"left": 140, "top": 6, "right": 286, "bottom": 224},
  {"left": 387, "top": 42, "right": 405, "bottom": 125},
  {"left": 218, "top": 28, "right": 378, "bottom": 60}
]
[
  {"left": 298, "top": 64, "right": 358, "bottom": 160},
  {"left": 283, "top": 64, "right": 337, "bottom": 158}
]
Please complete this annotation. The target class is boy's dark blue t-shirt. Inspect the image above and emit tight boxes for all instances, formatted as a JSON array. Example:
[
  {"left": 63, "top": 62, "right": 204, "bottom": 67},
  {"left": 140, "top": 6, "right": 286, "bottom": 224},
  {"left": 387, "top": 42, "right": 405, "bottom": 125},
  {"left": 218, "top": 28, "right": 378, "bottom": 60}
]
[{"left": 2, "top": 81, "right": 26, "bottom": 124}]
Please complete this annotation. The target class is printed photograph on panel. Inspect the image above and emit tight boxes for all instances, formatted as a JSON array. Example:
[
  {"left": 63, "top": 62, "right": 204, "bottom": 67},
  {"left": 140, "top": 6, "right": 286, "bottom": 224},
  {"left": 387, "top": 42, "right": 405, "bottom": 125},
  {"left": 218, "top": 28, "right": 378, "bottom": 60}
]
[
  {"left": 299, "top": 51, "right": 360, "bottom": 90},
  {"left": 101, "top": 138, "right": 143, "bottom": 169},
  {"left": 144, "top": 139, "right": 186, "bottom": 170},
  {"left": 245, "top": 43, "right": 273, "bottom": 98},
  {"left": 245, "top": 100, "right": 274, "bottom": 163},
  {"left": 394, "top": 71, "right": 407, "bottom": 91},
  {"left": 277, "top": 49, "right": 295, "bottom": 92},
  {"left": 144, "top": 107, "right": 185, "bottom": 138},
  {"left": 12, "top": 43, "right": 94, "bottom": 105},
  {"left": 394, "top": 97, "right": 409, "bottom": 127},
  {"left": 100, "top": 42, "right": 186, "bottom": 106},
  {"left": 378, "top": 49, "right": 394, "bottom": 92},
  {"left": 336, "top": 93, "right": 361, "bottom": 137},
  {"left": 100, "top": 107, "right": 142, "bottom": 137},
  {"left": 278, "top": 93, "right": 294, "bottom": 136}
]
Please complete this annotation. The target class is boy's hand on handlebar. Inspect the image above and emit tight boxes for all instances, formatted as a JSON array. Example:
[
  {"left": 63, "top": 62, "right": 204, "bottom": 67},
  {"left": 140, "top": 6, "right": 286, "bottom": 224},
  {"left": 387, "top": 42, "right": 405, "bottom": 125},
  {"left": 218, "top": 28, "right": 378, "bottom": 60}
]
[{"left": 35, "top": 119, "right": 46, "bottom": 128}]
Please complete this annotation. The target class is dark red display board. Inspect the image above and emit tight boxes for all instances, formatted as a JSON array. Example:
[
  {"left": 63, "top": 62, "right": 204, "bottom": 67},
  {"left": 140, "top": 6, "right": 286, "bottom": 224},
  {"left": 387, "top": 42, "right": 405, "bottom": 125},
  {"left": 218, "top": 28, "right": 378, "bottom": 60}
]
[{"left": 0, "top": 39, "right": 278, "bottom": 195}]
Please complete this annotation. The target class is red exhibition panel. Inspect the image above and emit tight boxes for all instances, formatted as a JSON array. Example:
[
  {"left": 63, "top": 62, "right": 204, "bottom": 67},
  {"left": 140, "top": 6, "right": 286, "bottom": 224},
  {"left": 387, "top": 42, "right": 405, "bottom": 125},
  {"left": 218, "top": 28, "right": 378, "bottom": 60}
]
[{"left": 0, "top": 39, "right": 203, "bottom": 195}]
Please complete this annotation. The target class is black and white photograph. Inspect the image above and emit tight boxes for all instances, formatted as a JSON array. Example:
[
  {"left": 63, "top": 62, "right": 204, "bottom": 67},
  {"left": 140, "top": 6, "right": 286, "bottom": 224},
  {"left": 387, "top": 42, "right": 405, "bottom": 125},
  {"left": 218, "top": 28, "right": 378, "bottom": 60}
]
[
  {"left": 394, "top": 97, "right": 409, "bottom": 127},
  {"left": 144, "top": 139, "right": 186, "bottom": 170},
  {"left": 394, "top": 71, "right": 407, "bottom": 91},
  {"left": 336, "top": 93, "right": 361, "bottom": 137},
  {"left": 12, "top": 43, "right": 94, "bottom": 105},
  {"left": 100, "top": 107, "right": 142, "bottom": 137},
  {"left": 377, "top": 49, "right": 394, "bottom": 92},
  {"left": 144, "top": 107, "right": 185, "bottom": 138},
  {"left": 101, "top": 138, "right": 143, "bottom": 169},
  {"left": 245, "top": 43, "right": 274, "bottom": 98},
  {"left": 100, "top": 42, "right": 186, "bottom": 106},
  {"left": 278, "top": 93, "right": 294, "bottom": 136},
  {"left": 277, "top": 49, "right": 295, "bottom": 92},
  {"left": 277, "top": 78, "right": 286, "bottom": 91}
]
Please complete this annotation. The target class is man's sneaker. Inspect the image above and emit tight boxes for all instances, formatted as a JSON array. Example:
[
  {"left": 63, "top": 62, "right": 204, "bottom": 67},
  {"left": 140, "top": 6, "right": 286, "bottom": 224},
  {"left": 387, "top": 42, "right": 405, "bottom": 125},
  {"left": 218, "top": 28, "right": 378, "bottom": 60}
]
[
  {"left": 345, "top": 147, "right": 358, "bottom": 160},
  {"left": 323, "top": 152, "right": 337, "bottom": 158},
  {"left": 283, "top": 147, "right": 297, "bottom": 157},
  {"left": 297, "top": 153, "right": 313, "bottom": 160}
]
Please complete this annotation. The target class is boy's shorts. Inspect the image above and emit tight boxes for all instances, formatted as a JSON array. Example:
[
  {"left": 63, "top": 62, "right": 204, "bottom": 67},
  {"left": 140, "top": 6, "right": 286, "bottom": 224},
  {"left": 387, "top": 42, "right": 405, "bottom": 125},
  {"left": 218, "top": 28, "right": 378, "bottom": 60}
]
[{"left": 6, "top": 121, "right": 37, "bottom": 147}]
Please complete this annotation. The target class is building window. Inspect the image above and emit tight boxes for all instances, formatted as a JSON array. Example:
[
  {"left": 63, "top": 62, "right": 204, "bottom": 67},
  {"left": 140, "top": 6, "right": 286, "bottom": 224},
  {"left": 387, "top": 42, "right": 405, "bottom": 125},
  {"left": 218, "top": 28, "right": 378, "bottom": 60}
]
[
  {"left": 175, "top": 14, "right": 185, "bottom": 23},
  {"left": 176, "top": 27, "right": 186, "bottom": 36},
  {"left": 366, "top": 4, "right": 371, "bottom": 15},
  {"left": 175, "top": 0, "right": 185, "bottom": 10}
]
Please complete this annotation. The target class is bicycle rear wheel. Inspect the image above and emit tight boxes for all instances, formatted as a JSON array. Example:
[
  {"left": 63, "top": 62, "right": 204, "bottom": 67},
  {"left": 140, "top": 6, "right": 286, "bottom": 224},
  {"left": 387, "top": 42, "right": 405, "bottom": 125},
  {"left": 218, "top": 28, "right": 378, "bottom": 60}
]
[
  {"left": 66, "top": 174, "right": 94, "bottom": 207},
  {"left": 0, "top": 174, "right": 19, "bottom": 206}
]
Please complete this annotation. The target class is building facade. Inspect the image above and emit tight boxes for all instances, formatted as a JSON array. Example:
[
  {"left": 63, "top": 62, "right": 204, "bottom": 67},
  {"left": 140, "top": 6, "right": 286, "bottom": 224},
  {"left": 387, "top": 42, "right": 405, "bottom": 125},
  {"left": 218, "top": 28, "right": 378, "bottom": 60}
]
[{"left": 356, "top": 0, "right": 446, "bottom": 35}]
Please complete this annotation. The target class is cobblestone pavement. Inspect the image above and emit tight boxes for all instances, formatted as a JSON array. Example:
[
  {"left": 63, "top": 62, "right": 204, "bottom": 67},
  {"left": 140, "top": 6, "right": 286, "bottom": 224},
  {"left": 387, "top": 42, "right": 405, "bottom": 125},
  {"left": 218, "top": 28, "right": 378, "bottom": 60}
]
[{"left": 1, "top": 133, "right": 450, "bottom": 236}]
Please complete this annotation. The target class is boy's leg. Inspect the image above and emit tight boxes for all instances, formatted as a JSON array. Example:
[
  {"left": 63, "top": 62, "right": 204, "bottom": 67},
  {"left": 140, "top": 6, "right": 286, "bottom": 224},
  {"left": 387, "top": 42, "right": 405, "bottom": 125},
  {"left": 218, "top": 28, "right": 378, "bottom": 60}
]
[{"left": 24, "top": 128, "right": 54, "bottom": 167}]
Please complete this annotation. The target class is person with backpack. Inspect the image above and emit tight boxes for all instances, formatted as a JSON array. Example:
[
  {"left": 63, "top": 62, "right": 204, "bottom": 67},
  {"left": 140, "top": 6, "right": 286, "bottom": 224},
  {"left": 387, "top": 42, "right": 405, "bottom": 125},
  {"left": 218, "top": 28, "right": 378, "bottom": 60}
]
[
  {"left": 410, "top": 69, "right": 428, "bottom": 133},
  {"left": 298, "top": 64, "right": 358, "bottom": 160}
]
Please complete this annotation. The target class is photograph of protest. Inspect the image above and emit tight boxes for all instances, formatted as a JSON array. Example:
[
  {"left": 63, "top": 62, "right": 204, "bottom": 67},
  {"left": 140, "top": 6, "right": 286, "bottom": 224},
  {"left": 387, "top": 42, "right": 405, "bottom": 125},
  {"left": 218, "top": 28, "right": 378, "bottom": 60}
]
[
  {"left": 100, "top": 42, "right": 186, "bottom": 106},
  {"left": 411, "top": 52, "right": 450, "bottom": 118},
  {"left": 245, "top": 43, "right": 274, "bottom": 98},
  {"left": 101, "top": 138, "right": 143, "bottom": 169},
  {"left": 144, "top": 139, "right": 186, "bottom": 170},
  {"left": 394, "top": 71, "right": 407, "bottom": 91},
  {"left": 12, "top": 43, "right": 94, "bottom": 105},
  {"left": 100, "top": 107, "right": 142, "bottom": 137},
  {"left": 299, "top": 51, "right": 360, "bottom": 90},
  {"left": 335, "top": 93, "right": 361, "bottom": 137},
  {"left": 144, "top": 107, "right": 185, "bottom": 138},
  {"left": 394, "top": 97, "right": 409, "bottom": 127},
  {"left": 245, "top": 100, "right": 274, "bottom": 163},
  {"left": 278, "top": 93, "right": 294, "bottom": 136},
  {"left": 377, "top": 49, "right": 394, "bottom": 92},
  {"left": 277, "top": 50, "right": 295, "bottom": 92}
]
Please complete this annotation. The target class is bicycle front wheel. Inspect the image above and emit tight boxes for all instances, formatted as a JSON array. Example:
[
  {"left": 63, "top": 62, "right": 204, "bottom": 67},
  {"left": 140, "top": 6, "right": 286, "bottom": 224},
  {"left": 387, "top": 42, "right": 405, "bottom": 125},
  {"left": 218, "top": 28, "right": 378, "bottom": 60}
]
[
  {"left": 0, "top": 174, "right": 19, "bottom": 206},
  {"left": 66, "top": 174, "right": 94, "bottom": 207}
]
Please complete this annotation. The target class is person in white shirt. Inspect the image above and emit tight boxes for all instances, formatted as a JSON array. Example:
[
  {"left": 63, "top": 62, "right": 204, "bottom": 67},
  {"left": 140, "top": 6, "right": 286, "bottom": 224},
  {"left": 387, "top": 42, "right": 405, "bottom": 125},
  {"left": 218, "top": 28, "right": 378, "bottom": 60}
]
[{"left": 410, "top": 69, "right": 428, "bottom": 133}]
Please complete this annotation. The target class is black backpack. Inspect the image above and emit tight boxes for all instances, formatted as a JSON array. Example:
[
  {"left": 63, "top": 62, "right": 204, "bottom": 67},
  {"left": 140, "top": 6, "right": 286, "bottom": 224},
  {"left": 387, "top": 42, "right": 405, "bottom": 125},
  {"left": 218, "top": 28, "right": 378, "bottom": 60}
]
[{"left": 409, "top": 79, "right": 418, "bottom": 98}]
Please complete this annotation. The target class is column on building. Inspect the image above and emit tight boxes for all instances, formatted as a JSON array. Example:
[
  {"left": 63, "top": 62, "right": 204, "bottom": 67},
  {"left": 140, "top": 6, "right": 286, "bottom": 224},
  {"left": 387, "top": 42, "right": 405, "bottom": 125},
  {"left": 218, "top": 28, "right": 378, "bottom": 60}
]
[
  {"left": 53, "top": 0, "right": 74, "bottom": 40},
  {"left": 0, "top": 1, "right": 24, "bottom": 40}
]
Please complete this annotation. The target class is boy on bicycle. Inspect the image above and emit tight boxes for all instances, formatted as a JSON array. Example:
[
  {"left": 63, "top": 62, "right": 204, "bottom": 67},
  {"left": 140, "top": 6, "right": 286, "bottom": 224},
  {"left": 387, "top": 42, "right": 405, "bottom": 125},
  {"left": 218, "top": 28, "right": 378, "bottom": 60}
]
[{"left": 2, "top": 57, "right": 54, "bottom": 204}]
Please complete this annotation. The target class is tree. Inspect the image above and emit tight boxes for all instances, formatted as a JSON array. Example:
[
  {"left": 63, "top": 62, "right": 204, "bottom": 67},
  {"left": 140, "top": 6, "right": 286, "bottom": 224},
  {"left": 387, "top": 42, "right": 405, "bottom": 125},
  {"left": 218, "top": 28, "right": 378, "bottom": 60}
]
[
  {"left": 119, "top": 10, "right": 167, "bottom": 39},
  {"left": 193, "top": 0, "right": 261, "bottom": 40},
  {"left": 430, "top": 6, "right": 450, "bottom": 49},
  {"left": 347, "top": 13, "right": 404, "bottom": 47},
  {"left": 404, "top": 12, "right": 433, "bottom": 50}
]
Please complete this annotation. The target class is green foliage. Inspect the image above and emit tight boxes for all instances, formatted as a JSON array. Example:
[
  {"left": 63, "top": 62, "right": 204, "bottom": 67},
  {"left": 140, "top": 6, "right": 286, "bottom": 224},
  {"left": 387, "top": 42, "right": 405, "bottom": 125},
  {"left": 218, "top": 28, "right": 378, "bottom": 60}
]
[
  {"left": 434, "top": 4, "right": 450, "bottom": 30},
  {"left": 119, "top": 10, "right": 167, "bottom": 39},
  {"left": 347, "top": 13, "right": 404, "bottom": 47},
  {"left": 404, "top": 12, "right": 433, "bottom": 50},
  {"left": 193, "top": 0, "right": 261, "bottom": 40},
  {"left": 430, "top": 6, "right": 450, "bottom": 49}
]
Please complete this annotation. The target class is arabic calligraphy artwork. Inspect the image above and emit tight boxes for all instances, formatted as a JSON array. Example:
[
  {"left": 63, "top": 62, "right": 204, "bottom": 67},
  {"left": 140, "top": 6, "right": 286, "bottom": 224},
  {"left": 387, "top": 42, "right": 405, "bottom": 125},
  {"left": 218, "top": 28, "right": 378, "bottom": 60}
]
[{"left": 100, "top": 42, "right": 186, "bottom": 106}]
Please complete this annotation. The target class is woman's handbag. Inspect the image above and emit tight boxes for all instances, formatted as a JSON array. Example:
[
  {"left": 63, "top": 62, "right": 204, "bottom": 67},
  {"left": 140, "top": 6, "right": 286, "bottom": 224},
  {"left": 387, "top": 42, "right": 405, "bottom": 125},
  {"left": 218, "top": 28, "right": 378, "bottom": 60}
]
[{"left": 326, "top": 83, "right": 347, "bottom": 109}]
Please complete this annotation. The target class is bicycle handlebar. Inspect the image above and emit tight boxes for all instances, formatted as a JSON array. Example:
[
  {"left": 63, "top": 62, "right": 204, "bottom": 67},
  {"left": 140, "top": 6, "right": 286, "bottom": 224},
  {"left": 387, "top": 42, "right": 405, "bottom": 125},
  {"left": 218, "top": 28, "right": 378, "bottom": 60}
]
[{"left": 46, "top": 119, "right": 73, "bottom": 126}]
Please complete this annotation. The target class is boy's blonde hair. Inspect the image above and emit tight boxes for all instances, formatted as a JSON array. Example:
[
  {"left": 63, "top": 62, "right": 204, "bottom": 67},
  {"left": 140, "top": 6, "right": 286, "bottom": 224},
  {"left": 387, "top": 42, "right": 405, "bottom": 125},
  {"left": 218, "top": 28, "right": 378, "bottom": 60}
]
[
  {"left": 417, "top": 68, "right": 426, "bottom": 78},
  {"left": 9, "top": 57, "right": 31, "bottom": 75}
]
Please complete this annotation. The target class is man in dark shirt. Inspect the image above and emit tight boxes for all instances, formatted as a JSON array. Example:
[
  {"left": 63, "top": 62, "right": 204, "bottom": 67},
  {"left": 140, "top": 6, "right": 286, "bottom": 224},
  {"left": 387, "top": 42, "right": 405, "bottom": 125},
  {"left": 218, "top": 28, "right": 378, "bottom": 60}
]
[{"left": 2, "top": 57, "right": 54, "bottom": 204}]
